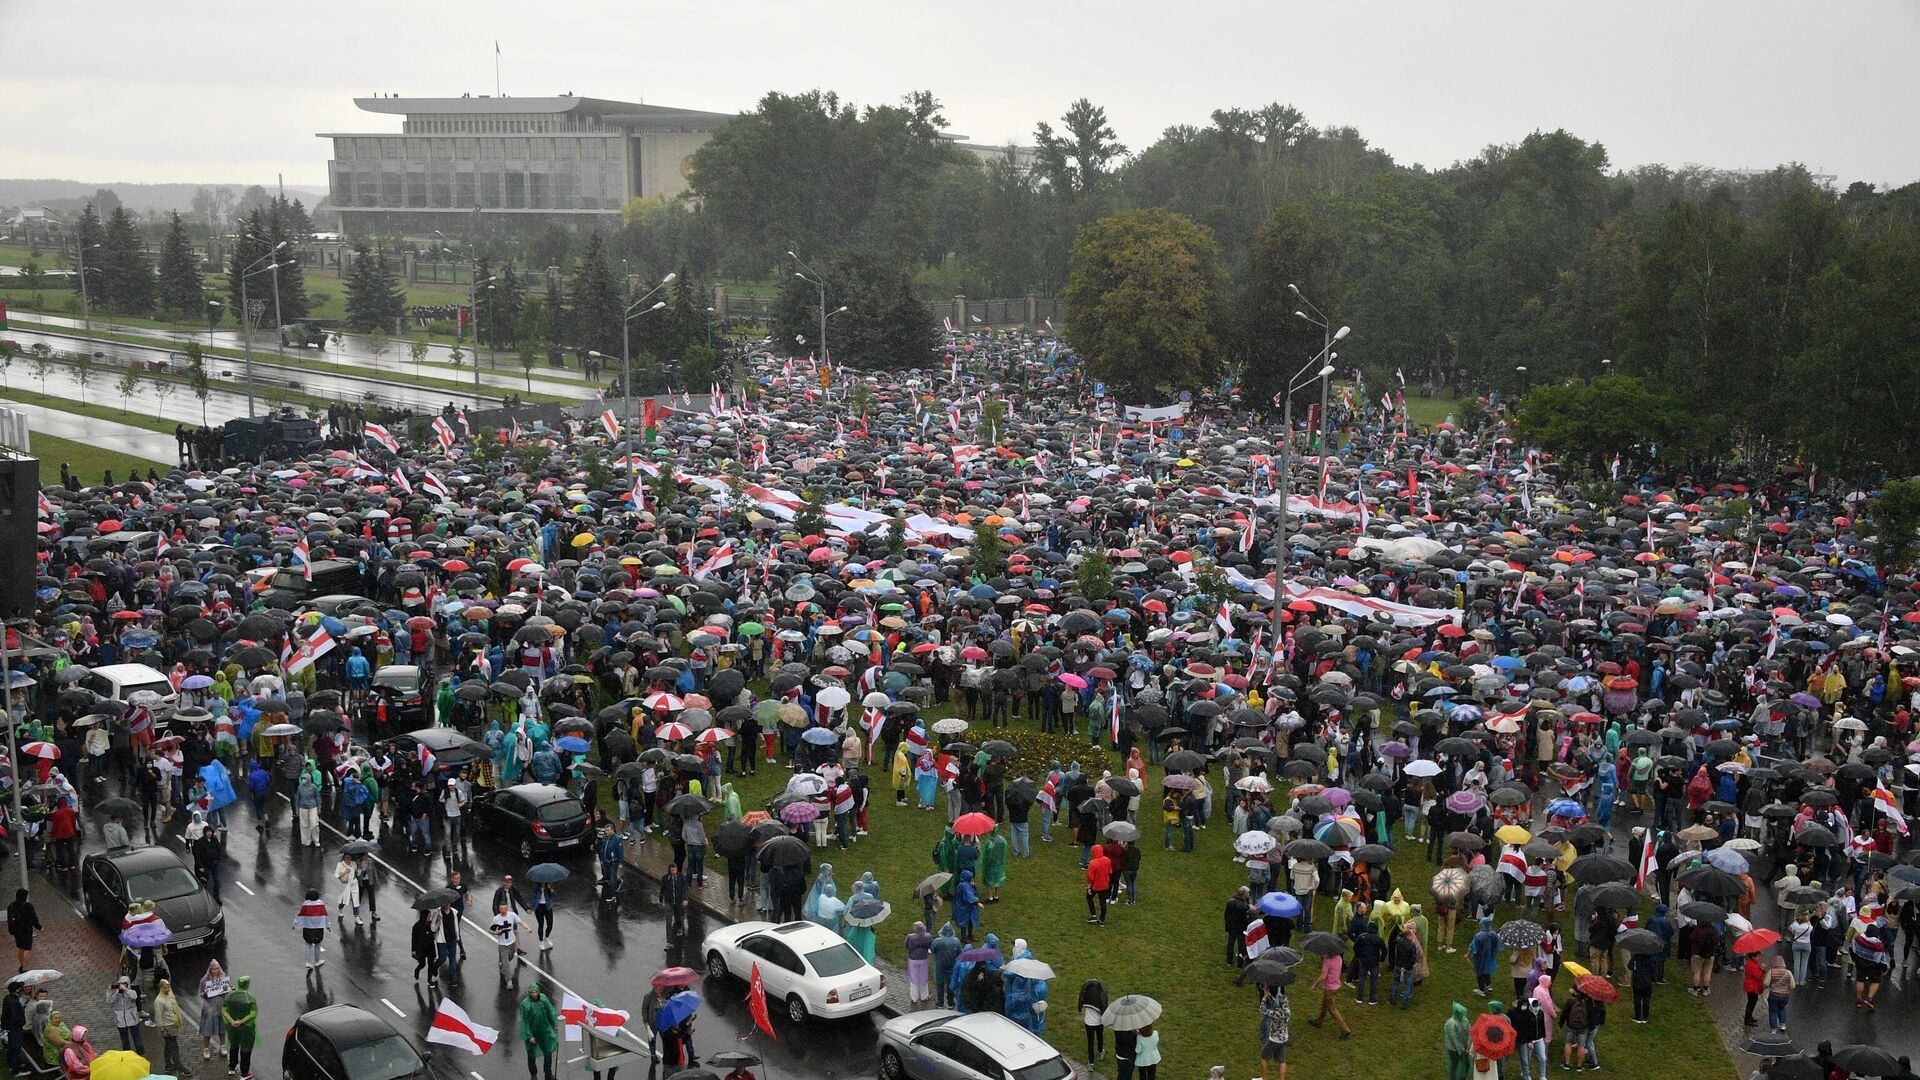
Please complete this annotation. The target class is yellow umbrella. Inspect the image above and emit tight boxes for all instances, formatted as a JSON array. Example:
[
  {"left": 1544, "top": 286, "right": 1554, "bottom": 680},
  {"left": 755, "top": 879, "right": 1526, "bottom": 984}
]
[
  {"left": 1560, "top": 961, "right": 1589, "bottom": 978},
  {"left": 90, "top": 1050, "right": 151, "bottom": 1080},
  {"left": 1494, "top": 824, "right": 1532, "bottom": 846},
  {"left": 1556, "top": 842, "right": 1577, "bottom": 870},
  {"left": 571, "top": 532, "right": 596, "bottom": 547}
]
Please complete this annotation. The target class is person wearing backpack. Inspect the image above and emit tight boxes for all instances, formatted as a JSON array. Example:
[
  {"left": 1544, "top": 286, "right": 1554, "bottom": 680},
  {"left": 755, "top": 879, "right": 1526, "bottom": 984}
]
[{"left": 1559, "top": 989, "right": 1593, "bottom": 1071}]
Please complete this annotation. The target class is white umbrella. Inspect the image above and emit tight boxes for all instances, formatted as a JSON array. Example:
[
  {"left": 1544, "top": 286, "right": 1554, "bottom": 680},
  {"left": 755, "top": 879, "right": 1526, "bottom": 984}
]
[
  {"left": 1234, "top": 776, "right": 1273, "bottom": 794},
  {"left": 932, "top": 717, "right": 969, "bottom": 735},
  {"left": 1003, "top": 957, "right": 1056, "bottom": 980},
  {"left": 1235, "top": 831, "right": 1277, "bottom": 856},
  {"left": 815, "top": 686, "right": 852, "bottom": 711},
  {"left": 1405, "top": 760, "right": 1442, "bottom": 778}
]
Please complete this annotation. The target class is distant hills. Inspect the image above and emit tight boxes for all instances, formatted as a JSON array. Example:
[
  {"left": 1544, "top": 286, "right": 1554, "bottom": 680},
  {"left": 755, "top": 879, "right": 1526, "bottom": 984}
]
[{"left": 0, "top": 179, "right": 328, "bottom": 215}]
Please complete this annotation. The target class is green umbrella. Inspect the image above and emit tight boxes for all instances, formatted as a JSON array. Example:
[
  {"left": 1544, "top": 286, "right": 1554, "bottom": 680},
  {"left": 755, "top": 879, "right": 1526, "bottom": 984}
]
[{"left": 738, "top": 622, "right": 766, "bottom": 637}]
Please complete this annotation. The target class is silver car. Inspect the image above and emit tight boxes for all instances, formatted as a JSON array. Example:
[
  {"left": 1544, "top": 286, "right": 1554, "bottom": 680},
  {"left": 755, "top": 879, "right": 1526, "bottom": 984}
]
[{"left": 877, "top": 1010, "right": 1071, "bottom": 1080}]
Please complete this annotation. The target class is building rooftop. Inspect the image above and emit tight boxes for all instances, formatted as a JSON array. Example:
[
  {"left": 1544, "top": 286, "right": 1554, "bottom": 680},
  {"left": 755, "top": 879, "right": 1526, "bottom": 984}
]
[{"left": 352, "top": 96, "right": 736, "bottom": 129}]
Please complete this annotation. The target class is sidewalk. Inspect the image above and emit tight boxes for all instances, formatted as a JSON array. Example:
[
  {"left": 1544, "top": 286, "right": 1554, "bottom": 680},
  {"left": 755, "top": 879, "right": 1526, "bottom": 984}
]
[{"left": 20, "top": 871, "right": 141, "bottom": 1068}]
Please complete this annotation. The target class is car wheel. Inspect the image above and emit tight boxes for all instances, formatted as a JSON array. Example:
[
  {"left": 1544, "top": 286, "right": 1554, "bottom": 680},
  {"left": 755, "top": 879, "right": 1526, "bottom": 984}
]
[
  {"left": 786, "top": 994, "right": 808, "bottom": 1025},
  {"left": 704, "top": 951, "right": 727, "bottom": 980},
  {"left": 879, "top": 1048, "right": 908, "bottom": 1079},
  {"left": 519, "top": 838, "right": 534, "bottom": 860}
]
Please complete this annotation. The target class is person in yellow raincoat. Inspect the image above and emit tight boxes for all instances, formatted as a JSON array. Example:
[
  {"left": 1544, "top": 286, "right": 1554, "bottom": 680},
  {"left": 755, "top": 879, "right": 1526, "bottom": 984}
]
[
  {"left": 1378, "top": 887, "right": 1412, "bottom": 941},
  {"left": 892, "top": 743, "right": 913, "bottom": 806}
]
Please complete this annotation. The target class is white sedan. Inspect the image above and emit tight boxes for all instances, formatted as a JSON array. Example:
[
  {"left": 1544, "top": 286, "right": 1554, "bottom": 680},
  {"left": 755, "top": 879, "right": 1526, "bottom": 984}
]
[{"left": 702, "top": 920, "right": 886, "bottom": 1023}]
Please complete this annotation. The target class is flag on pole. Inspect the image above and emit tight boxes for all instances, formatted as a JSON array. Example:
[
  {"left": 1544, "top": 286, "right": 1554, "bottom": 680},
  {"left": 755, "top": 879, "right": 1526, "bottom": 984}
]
[
  {"left": 1239, "top": 518, "right": 1255, "bottom": 554},
  {"left": 560, "top": 992, "right": 631, "bottom": 1041},
  {"left": 363, "top": 421, "right": 400, "bottom": 453},
  {"left": 421, "top": 471, "right": 452, "bottom": 500},
  {"left": 600, "top": 410, "right": 620, "bottom": 439},
  {"left": 415, "top": 741, "right": 437, "bottom": 775},
  {"left": 427, "top": 1000, "right": 499, "bottom": 1056},
  {"left": 1634, "top": 830, "right": 1659, "bottom": 889},
  {"left": 285, "top": 629, "right": 337, "bottom": 675},
  {"left": 1215, "top": 604, "right": 1235, "bottom": 639},
  {"left": 1244, "top": 917, "right": 1270, "bottom": 960},
  {"left": 293, "top": 538, "right": 312, "bottom": 581},
  {"left": 746, "top": 963, "right": 778, "bottom": 1040},
  {"left": 692, "top": 544, "right": 734, "bottom": 581},
  {"left": 430, "top": 416, "right": 456, "bottom": 452},
  {"left": 1873, "top": 787, "right": 1910, "bottom": 836},
  {"left": 389, "top": 468, "right": 413, "bottom": 496}
]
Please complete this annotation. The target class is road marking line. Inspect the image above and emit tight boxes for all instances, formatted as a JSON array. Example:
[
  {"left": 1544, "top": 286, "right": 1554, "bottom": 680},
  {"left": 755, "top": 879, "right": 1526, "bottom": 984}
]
[
  {"left": 234, "top": 881, "right": 256, "bottom": 897},
  {"left": 472, "top": 1072, "right": 487, "bottom": 1080},
  {"left": 381, "top": 997, "right": 406, "bottom": 1018}
]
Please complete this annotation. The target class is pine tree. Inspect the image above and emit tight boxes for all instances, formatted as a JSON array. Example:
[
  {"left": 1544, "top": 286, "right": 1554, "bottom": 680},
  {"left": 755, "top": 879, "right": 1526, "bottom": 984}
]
[
  {"left": 225, "top": 209, "right": 271, "bottom": 328},
  {"left": 544, "top": 273, "right": 567, "bottom": 360},
  {"left": 156, "top": 212, "right": 205, "bottom": 319},
  {"left": 72, "top": 204, "right": 105, "bottom": 303},
  {"left": 343, "top": 241, "right": 404, "bottom": 332},
  {"left": 469, "top": 254, "right": 493, "bottom": 345},
  {"left": 100, "top": 205, "right": 154, "bottom": 314},
  {"left": 493, "top": 265, "right": 524, "bottom": 348},
  {"left": 567, "top": 234, "right": 622, "bottom": 360},
  {"left": 264, "top": 199, "right": 310, "bottom": 322}
]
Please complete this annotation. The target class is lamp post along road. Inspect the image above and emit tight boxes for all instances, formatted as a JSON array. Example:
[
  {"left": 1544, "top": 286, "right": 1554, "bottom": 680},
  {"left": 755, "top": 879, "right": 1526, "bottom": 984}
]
[
  {"left": 788, "top": 251, "right": 831, "bottom": 369},
  {"left": 1270, "top": 325, "right": 1350, "bottom": 637},
  {"left": 1289, "top": 283, "right": 1336, "bottom": 489},
  {"left": 237, "top": 242, "right": 287, "bottom": 417},
  {"left": 588, "top": 272, "right": 674, "bottom": 485}
]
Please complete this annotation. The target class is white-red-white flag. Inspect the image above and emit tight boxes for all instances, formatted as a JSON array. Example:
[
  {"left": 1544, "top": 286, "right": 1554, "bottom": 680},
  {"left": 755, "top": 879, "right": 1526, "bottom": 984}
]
[
  {"left": 363, "top": 421, "right": 400, "bottom": 453},
  {"left": 431, "top": 416, "right": 457, "bottom": 452},
  {"left": 600, "top": 410, "right": 620, "bottom": 439},
  {"left": 426, "top": 999, "right": 498, "bottom": 1055},
  {"left": 560, "top": 992, "right": 631, "bottom": 1041},
  {"left": 285, "top": 628, "right": 337, "bottom": 676}
]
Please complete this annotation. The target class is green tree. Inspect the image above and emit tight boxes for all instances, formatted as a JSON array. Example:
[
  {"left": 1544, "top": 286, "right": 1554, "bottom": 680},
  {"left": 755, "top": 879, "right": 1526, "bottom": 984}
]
[
  {"left": 849, "top": 383, "right": 874, "bottom": 429},
  {"left": 519, "top": 337, "right": 538, "bottom": 391},
  {"left": 1237, "top": 200, "right": 1342, "bottom": 409},
  {"left": 1064, "top": 208, "right": 1225, "bottom": 397},
  {"left": 680, "top": 344, "right": 718, "bottom": 391},
  {"left": 970, "top": 518, "right": 1004, "bottom": 579},
  {"left": 1074, "top": 549, "right": 1115, "bottom": 601},
  {"left": 185, "top": 342, "right": 211, "bottom": 423},
  {"left": 774, "top": 253, "right": 929, "bottom": 369},
  {"left": 152, "top": 375, "right": 176, "bottom": 423},
  {"left": 980, "top": 399, "right": 1006, "bottom": 445},
  {"left": 794, "top": 493, "right": 829, "bottom": 539},
  {"left": 343, "top": 241, "right": 406, "bottom": 332},
  {"left": 1869, "top": 478, "right": 1920, "bottom": 574},
  {"left": 1511, "top": 375, "right": 1706, "bottom": 478},
  {"left": 886, "top": 513, "right": 907, "bottom": 555},
  {"left": 71, "top": 204, "right": 104, "bottom": 301},
  {"left": 366, "top": 329, "right": 391, "bottom": 374},
  {"left": 650, "top": 468, "right": 679, "bottom": 516},
  {"left": 579, "top": 445, "right": 612, "bottom": 491},
  {"left": 155, "top": 212, "right": 205, "bottom": 319},
  {"left": 73, "top": 349, "right": 96, "bottom": 404},
  {"left": 264, "top": 196, "right": 311, "bottom": 321},
  {"left": 408, "top": 336, "right": 429, "bottom": 372},
  {"left": 99, "top": 205, "right": 154, "bottom": 314},
  {"left": 15, "top": 259, "right": 46, "bottom": 291},
  {"left": 28, "top": 343, "right": 52, "bottom": 395},
  {"left": 881, "top": 272, "right": 937, "bottom": 368},
  {"left": 567, "top": 234, "right": 623, "bottom": 361},
  {"left": 0, "top": 340, "right": 14, "bottom": 390},
  {"left": 1034, "top": 98, "right": 1127, "bottom": 197},
  {"left": 544, "top": 274, "right": 566, "bottom": 360},
  {"left": 115, "top": 365, "right": 140, "bottom": 414}
]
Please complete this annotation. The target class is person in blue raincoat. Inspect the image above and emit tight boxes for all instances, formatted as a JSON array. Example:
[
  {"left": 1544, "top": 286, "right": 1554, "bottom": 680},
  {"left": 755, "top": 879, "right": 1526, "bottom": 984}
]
[
  {"left": 484, "top": 720, "right": 508, "bottom": 776},
  {"left": 529, "top": 746, "right": 561, "bottom": 785},
  {"left": 1002, "top": 938, "right": 1050, "bottom": 1035},
  {"left": 803, "top": 864, "right": 836, "bottom": 922},
  {"left": 197, "top": 760, "right": 238, "bottom": 832},
  {"left": 914, "top": 753, "right": 939, "bottom": 808},
  {"left": 1469, "top": 915, "right": 1501, "bottom": 995},
  {"left": 948, "top": 931, "right": 1002, "bottom": 1013},
  {"left": 856, "top": 870, "right": 880, "bottom": 902},
  {"left": 951, "top": 870, "right": 981, "bottom": 942},
  {"left": 930, "top": 923, "right": 964, "bottom": 1009},
  {"left": 809, "top": 883, "right": 844, "bottom": 935},
  {"left": 1596, "top": 761, "right": 1618, "bottom": 830}
]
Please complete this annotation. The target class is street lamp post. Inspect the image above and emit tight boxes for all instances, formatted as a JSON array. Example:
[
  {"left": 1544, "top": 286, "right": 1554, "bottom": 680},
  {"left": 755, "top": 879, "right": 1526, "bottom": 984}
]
[
  {"left": 206, "top": 300, "right": 222, "bottom": 337},
  {"left": 42, "top": 207, "right": 95, "bottom": 335},
  {"left": 588, "top": 274, "right": 673, "bottom": 485},
  {"left": 238, "top": 242, "right": 287, "bottom": 417},
  {"left": 787, "top": 251, "right": 831, "bottom": 368},
  {"left": 1289, "top": 283, "right": 1336, "bottom": 479},
  {"left": 1269, "top": 326, "right": 1350, "bottom": 635}
]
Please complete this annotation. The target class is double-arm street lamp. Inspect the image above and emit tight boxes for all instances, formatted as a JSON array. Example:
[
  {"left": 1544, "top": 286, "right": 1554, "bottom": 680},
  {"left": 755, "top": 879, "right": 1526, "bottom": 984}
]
[
  {"left": 239, "top": 241, "right": 289, "bottom": 417},
  {"left": 586, "top": 272, "right": 676, "bottom": 484},
  {"left": 1269, "top": 324, "right": 1350, "bottom": 633},
  {"left": 1289, "top": 283, "right": 1338, "bottom": 489},
  {"left": 787, "top": 251, "right": 836, "bottom": 368}
]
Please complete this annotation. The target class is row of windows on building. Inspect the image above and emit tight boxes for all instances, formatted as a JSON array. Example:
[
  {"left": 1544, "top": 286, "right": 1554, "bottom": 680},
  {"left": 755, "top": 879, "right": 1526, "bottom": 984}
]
[
  {"left": 399, "top": 115, "right": 613, "bottom": 135},
  {"left": 328, "top": 166, "right": 625, "bottom": 210},
  {"left": 333, "top": 136, "right": 617, "bottom": 162}
]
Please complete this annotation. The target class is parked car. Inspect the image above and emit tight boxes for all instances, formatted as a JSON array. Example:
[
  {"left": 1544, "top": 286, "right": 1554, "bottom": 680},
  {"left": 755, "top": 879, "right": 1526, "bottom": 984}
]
[
  {"left": 81, "top": 846, "right": 224, "bottom": 950},
  {"left": 282, "top": 1004, "right": 426, "bottom": 1080},
  {"left": 703, "top": 920, "right": 886, "bottom": 1023},
  {"left": 370, "top": 665, "right": 430, "bottom": 733},
  {"left": 471, "top": 783, "right": 591, "bottom": 859},
  {"left": 79, "top": 663, "right": 178, "bottom": 720},
  {"left": 876, "top": 1011, "right": 1071, "bottom": 1080},
  {"left": 263, "top": 558, "right": 362, "bottom": 604}
]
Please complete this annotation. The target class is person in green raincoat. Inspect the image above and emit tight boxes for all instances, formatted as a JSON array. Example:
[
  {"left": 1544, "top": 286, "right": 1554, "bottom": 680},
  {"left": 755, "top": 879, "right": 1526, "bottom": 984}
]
[
  {"left": 932, "top": 827, "right": 960, "bottom": 899},
  {"left": 221, "top": 974, "right": 258, "bottom": 1077},
  {"left": 979, "top": 826, "right": 1009, "bottom": 903},
  {"left": 1444, "top": 1000, "right": 1472, "bottom": 1080},
  {"left": 720, "top": 782, "right": 742, "bottom": 822},
  {"left": 1333, "top": 889, "right": 1356, "bottom": 944},
  {"left": 437, "top": 678, "right": 458, "bottom": 727},
  {"left": 518, "top": 981, "right": 560, "bottom": 1080}
]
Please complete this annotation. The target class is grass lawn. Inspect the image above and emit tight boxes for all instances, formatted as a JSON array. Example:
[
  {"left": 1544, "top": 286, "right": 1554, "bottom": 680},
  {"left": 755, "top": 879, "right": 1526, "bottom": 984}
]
[
  {"left": 1404, "top": 394, "right": 1466, "bottom": 429},
  {"left": 697, "top": 700, "right": 1734, "bottom": 1080},
  {"left": 25, "top": 432, "right": 168, "bottom": 485}
]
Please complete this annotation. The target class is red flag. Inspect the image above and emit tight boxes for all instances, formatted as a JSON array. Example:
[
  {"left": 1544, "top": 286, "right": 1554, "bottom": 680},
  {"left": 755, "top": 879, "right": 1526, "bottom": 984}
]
[
  {"left": 1406, "top": 468, "right": 1419, "bottom": 496},
  {"left": 746, "top": 963, "right": 777, "bottom": 1040}
]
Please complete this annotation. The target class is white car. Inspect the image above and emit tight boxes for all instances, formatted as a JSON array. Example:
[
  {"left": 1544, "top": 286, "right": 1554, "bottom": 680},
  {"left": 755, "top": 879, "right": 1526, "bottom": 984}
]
[
  {"left": 876, "top": 1010, "right": 1072, "bottom": 1080},
  {"left": 702, "top": 920, "right": 886, "bottom": 1023},
  {"left": 82, "top": 663, "right": 178, "bottom": 721}
]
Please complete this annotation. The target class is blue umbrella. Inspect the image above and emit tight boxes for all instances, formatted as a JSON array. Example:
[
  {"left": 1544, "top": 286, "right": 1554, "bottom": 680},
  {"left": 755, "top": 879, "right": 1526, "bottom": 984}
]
[
  {"left": 526, "top": 863, "right": 570, "bottom": 884},
  {"left": 1256, "top": 892, "right": 1303, "bottom": 918},
  {"left": 1546, "top": 799, "right": 1586, "bottom": 819},
  {"left": 319, "top": 616, "right": 348, "bottom": 637},
  {"left": 1704, "top": 846, "right": 1749, "bottom": 875},
  {"left": 800, "top": 726, "right": 840, "bottom": 746},
  {"left": 555, "top": 735, "right": 591, "bottom": 754},
  {"left": 652, "top": 991, "right": 701, "bottom": 1032},
  {"left": 1491, "top": 655, "right": 1525, "bottom": 670}
]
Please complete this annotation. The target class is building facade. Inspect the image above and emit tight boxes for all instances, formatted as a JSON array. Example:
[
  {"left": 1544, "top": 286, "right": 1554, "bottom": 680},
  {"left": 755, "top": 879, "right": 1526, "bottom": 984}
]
[{"left": 321, "top": 95, "right": 731, "bottom": 235}]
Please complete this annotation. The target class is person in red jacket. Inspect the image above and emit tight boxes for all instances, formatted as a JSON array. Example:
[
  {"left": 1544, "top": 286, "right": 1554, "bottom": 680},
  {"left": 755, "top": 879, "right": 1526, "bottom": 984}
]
[
  {"left": 1742, "top": 954, "right": 1766, "bottom": 1026},
  {"left": 1086, "top": 848, "right": 1113, "bottom": 926},
  {"left": 47, "top": 799, "right": 80, "bottom": 873}
]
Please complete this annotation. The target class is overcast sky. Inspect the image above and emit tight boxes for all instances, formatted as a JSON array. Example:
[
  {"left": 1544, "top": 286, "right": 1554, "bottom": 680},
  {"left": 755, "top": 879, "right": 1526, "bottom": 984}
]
[{"left": 7, "top": 0, "right": 1918, "bottom": 189}]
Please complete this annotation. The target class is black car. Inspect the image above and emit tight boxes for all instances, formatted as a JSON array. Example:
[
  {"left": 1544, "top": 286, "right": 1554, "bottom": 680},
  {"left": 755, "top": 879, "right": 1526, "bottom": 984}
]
[
  {"left": 379, "top": 728, "right": 490, "bottom": 773},
  {"left": 263, "top": 559, "right": 362, "bottom": 605},
  {"left": 81, "top": 846, "right": 224, "bottom": 949},
  {"left": 370, "top": 666, "right": 430, "bottom": 734},
  {"left": 283, "top": 1004, "right": 426, "bottom": 1080},
  {"left": 473, "top": 783, "right": 591, "bottom": 859}
]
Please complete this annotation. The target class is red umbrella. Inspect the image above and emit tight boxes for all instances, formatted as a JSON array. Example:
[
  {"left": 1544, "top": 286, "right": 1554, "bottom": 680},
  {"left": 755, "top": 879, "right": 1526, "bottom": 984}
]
[
  {"left": 953, "top": 812, "right": 997, "bottom": 837},
  {"left": 1470, "top": 1013, "right": 1516, "bottom": 1060},
  {"left": 650, "top": 966, "right": 701, "bottom": 988},
  {"left": 19, "top": 742, "right": 58, "bottom": 760},
  {"left": 1733, "top": 929, "right": 1781, "bottom": 955},
  {"left": 1574, "top": 975, "right": 1619, "bottom": 1003}
]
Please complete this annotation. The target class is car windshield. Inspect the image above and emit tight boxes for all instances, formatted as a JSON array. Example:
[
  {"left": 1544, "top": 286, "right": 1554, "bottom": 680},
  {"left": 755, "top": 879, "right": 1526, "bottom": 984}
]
[
  {"left": 374, "top": 672, "right": 420, "bottom": 691},
  {"left": 123, "top": 866, "right": 201, "bottom": 901},
  {"left": 119, "top": 680, "right": 172, "bottom": 700},
  {"left": 270, "top": 571, "right": 308, "bottom": 591},
  {"left": 1008, "top": 1057, "right": 1072, "bottom": 1080},
  {"left": 803, "top": 943, "right": 865, "bottom": 978},
  {"left": 338, "top": 1035, "right": 423, "bottom": 1080},
  {"left": 534, "top": 801, "right": 581, "bottom": 824}
]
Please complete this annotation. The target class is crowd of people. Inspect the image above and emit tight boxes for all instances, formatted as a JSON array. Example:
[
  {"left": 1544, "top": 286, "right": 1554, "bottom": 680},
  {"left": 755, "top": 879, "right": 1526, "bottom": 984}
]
[{"left": 2, "top": 328, "right": 1915, "bottom": 1079}]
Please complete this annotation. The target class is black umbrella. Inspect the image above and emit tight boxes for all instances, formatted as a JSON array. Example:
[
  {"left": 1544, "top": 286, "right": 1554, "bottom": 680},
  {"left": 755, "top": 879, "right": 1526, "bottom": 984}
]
[
  {"left": 1584, "top": 883, "right": 1642, "bottom": 911},
  {"left": 1617, "top": 928, "right": 1664, "bottom": 955},
  {"left": 666, "top": 794, "right": 711, "bottom": 818},
  {"left": 1497, "top": 919, "right": 1547, "bottom": 949},
  {"left": 526, "top": 863, "right": 570, "bottom": 885},
  {"left": 92, "top": 798, "right": 140, "bottom": 820},
  {"left": 1566, "top": 854, "right": 1634, "bottom": 885},
  {"left": 710, "top": 821, "right": 752, "bottom": 859},
  {"left": 1285, "top": 838, "right": 1332, "bottom": 861},
  {"left": 1299, "top": 931, "right": 1344, "bottom": 956},
  {"left": 1831, "top": 1044, "right": 1901, "bottom": 1077},
  {"left": 413, "top": 888, "right": 459, "bottom": 911},
  {"left": 757, "top": 834, "right": 810, "bottom": 869}
]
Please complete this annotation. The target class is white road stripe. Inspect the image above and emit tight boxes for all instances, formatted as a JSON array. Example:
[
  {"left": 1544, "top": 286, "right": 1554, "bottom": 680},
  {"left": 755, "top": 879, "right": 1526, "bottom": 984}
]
[
  {"left": 234, "top": 881, "right": 256, "bottom": 897},
  {"left": 381, "top": 997, "right": 406, "bottom": 1018},
  {"left": 472, "top": 1072, "right": 487, "bottom": 1080}
]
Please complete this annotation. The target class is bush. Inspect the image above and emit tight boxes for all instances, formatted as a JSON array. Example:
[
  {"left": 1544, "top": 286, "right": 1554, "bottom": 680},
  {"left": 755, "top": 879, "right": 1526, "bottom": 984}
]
[
  {"left": 991, "top": 725, "right": 1117, "bottom": 785},
  {"left": 426, "top": 320, "right": 457, "bottom": 337}
]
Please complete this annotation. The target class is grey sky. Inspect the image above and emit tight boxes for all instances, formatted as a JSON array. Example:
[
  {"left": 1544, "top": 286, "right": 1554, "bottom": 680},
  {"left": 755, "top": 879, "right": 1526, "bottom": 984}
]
[{"left": 6, "top": 0, "right": 1918, "bottom": 189}]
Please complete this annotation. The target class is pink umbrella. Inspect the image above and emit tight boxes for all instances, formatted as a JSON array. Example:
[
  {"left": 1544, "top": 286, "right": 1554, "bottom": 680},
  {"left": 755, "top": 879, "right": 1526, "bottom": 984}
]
[{"left": 1058, "top": 672, "right": 1088, "bottom": 690}]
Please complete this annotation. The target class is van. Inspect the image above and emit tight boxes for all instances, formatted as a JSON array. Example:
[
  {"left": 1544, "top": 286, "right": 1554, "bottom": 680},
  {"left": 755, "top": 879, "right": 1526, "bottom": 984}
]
[
  {"left": 82, "top": 663, "right": 178, "bottom": 720},
  {"left": 263, "top": 559, "right": 364, "bottom": 604}
]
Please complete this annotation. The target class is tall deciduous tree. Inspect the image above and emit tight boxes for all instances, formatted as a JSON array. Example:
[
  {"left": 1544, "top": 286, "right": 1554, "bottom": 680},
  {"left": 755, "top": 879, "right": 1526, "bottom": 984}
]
[
  {"left": 156, "top": 212, "right": 205, "bottom": 319},
  {"left": 1064, "top": 209, "right": 1224, "bottom": 397},
  {"left": 1237, "top": 200, "right": 1343, "bottom": 409}
]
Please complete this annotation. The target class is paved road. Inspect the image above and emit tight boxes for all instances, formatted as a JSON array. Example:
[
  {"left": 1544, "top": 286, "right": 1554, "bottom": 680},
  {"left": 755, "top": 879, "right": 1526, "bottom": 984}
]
[
  {"left": 47, "top": 776, "right": 888, "bottom": 1080},
  {"left": 17, "top": 314, "right": 600, "bottom": 400},
  {"left": 1, "top": 397, "right": 181, "bottom": 462}
]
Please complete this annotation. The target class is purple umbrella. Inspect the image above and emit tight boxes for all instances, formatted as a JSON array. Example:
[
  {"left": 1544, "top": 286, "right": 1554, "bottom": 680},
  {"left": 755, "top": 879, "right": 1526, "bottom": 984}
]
[
  {"left": 1789, "top": 692, "right": 1822, "bottom": 710},
  {"left": 1323, "top": 787, "right": 1353, "bottom": 808},
  {"left": 1163, "top": 775, "right": 1202, "bottom": 791},
  {"left": 1378, "top": 742, "right": 1412, "bottom": 760},
  {"left": 779, "top": 801, "right": 822, "bottom": 825},
  {"left": 120, "top": 921, "right": 173, "bottom": 948},
  {"left": 956, "top": 947, "right": 1002, "bottom": 964},
  {"left": 1446, "top": 790, "right": 1487, "bottom": 815}
]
